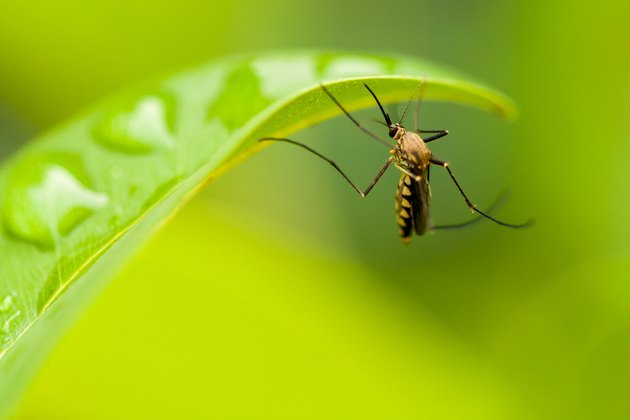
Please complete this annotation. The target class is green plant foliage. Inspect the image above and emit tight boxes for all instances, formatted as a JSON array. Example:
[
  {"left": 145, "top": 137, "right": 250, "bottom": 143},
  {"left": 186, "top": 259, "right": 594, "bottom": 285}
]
[{"left": 0, "top": 51, "right": 515, "bottom": 415}]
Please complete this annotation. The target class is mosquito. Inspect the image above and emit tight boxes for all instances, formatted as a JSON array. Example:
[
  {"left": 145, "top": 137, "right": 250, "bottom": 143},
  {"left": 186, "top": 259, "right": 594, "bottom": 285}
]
[{"left": 260, "top": 82, "right": 531, "bottom": 243}]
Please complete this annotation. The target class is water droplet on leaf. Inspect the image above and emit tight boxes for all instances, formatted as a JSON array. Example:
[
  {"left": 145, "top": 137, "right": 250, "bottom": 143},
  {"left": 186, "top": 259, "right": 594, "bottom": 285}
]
[
  {"left": 94, "top": 95, "right": 176, "bottom": 153},
  {"left": 2, "top": 161, "right": 108, "bottom": 248},
  {"left": 0, "top": 293, "right": 16, "bottom": 313},
  {"left": 1, "top": 307, "right": 22, "bottom": 350},
  {"left": 319, "top": 55, "right": 390, "bottom": 79}
]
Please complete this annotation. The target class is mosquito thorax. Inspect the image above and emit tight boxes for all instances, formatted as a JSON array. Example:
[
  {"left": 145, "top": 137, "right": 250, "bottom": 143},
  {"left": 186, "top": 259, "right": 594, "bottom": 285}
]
[{"left": 393, "top": 130, "right": 432, "bottom": 171}]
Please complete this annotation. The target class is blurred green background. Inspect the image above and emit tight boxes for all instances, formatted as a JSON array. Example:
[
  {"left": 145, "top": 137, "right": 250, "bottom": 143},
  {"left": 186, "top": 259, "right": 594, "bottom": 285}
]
[{"left": 2, "top": 0, "right": 629, "bottom": 419}]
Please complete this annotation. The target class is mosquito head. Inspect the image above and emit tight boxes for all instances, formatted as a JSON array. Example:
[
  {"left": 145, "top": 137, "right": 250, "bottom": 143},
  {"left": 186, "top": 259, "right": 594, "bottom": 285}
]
[
  {"left": 363, "top": 84, "right": 406, "bottom": 141},
  {"left": 388, "top": 123, "right": 404, "bottom": 139}
]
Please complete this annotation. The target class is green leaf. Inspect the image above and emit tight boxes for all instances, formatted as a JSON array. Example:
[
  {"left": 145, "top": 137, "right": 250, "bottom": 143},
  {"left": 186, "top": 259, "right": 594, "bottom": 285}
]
[{"left": 0, "top": 51, "right": 515, "bottom": 415}]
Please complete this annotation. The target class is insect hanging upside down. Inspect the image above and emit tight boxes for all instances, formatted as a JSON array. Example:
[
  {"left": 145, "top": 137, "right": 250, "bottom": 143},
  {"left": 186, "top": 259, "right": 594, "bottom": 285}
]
[{"left": 260, "top": 82, "right": 531, "bottom": 243}]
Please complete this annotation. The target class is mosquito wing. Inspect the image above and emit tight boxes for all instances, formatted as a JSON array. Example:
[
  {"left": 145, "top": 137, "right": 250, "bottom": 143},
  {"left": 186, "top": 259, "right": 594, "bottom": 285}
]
[{"left": 411, "top": 169, "right": 432, "bottom": 236}]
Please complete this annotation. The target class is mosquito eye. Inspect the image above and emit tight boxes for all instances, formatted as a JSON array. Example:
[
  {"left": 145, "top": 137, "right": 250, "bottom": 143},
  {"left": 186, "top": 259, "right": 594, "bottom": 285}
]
[{"left": 388, "top": 128, "right": 397, "bottom": 138}]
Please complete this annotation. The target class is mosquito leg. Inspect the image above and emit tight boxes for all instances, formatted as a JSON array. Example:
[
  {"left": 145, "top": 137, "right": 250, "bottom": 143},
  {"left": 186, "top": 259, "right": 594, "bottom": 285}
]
[
  {"left": 260, "top": 137, "right": 393, "bottom": 197},
  {"left": 361, "top": 157, "right": 394, "bottom": 196},
  {"left": 432, "top": 216, "right": 485, "bottom": 230},
  {"left": 413, "top": 80, "right": 426, "bottom": 130},
  {"left": 430, "top": 157, "right": 533, "bottom": 228},
  {"left": 319, "top": 84, "right": 391, "bottom": 148},
  {"left": 398, "top": 81, "right": 424, "bottom": 125},
  {"left": 432, "top": 190, "right": 511, "bottom": 230},
  {"left": 417, "top": 129, "right": 449, "bottom": 143},
  {"left": 394, "top": 165, "right": 422, "bottom": 182}
]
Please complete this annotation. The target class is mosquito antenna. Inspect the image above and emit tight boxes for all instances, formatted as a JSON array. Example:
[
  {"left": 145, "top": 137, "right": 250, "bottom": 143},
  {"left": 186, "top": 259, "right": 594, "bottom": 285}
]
[
  {"left": 414, "top": 80, "right": 426, "bottom": 130},
  {"left": 398, "top": 81, "right": 423, "bottom": 125},
  {"left": 319, "top": 84, "right": 391, "bottom": 147},
  {"left": 362, "top": 83, "right": 392, "bottom": 126}
]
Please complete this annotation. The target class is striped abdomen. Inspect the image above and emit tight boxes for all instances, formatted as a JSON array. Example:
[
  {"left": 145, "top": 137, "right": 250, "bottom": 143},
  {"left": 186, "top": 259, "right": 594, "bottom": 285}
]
[{"left": 395, "top": 172, "right": 432, "bottom": 242}]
